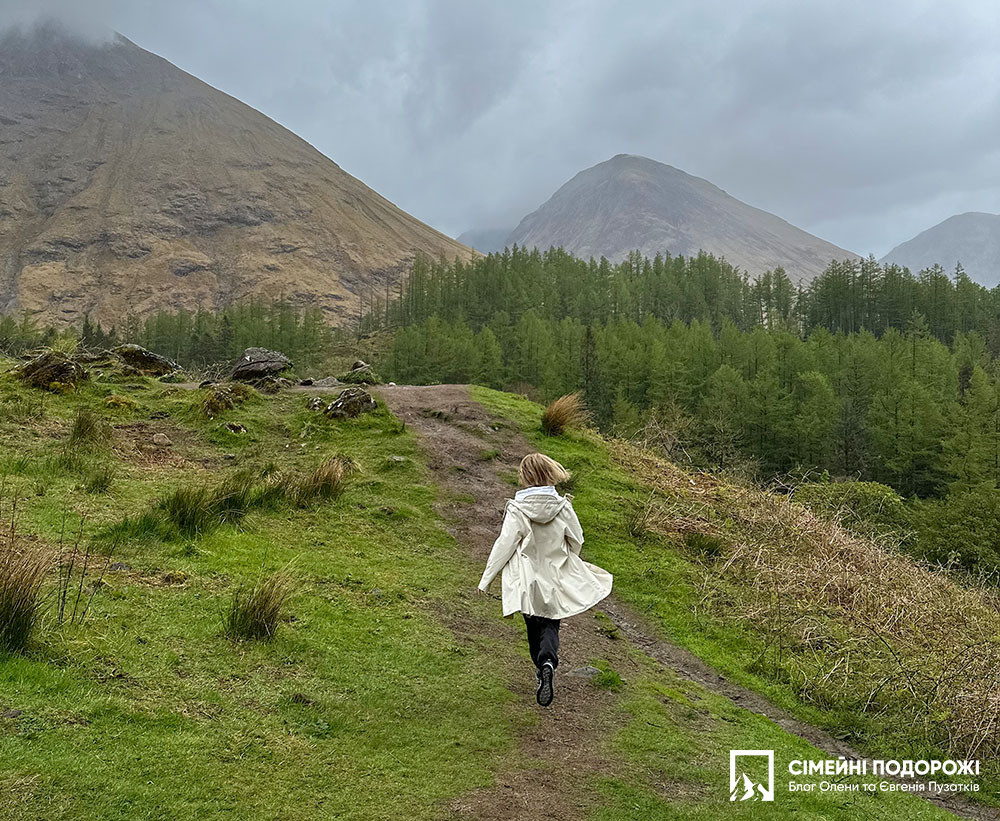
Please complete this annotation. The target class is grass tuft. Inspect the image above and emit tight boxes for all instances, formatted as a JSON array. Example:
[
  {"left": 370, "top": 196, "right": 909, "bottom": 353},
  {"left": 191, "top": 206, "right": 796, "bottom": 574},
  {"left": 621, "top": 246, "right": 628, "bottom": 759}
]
[
  {"left": 288, "top": 456, "right": 356, "bottom": 507},
  {"left": 0, "top": 546, "right": 50, "bottom": 653},
  {"left": 541, "top": 392, "right": 589, "bottom": 436},
  {"left": 224, "top": 569, "right": 296, "bottom": 641},
  {"left": 68, "top": 408, "right": 108, "bottom": 447}
]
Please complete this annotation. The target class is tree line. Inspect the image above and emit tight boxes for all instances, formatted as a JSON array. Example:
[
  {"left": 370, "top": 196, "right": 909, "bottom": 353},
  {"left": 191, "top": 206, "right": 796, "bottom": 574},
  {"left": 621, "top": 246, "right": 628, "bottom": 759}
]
[{"left": 380, "top": 248, "right": 1000, "bottom": 499}]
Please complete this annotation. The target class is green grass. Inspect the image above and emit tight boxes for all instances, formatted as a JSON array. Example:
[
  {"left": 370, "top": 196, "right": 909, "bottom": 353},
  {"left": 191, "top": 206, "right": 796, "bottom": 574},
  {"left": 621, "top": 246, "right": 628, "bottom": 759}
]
[
  {"left": 0, "top": 369, "right": 520, "bottom": 821},
  {"left": 472, "top": 385, "right": 994, "bottom": 813},
  {"left": 0, "top": 367, "right": 976, "bottom": 819}
]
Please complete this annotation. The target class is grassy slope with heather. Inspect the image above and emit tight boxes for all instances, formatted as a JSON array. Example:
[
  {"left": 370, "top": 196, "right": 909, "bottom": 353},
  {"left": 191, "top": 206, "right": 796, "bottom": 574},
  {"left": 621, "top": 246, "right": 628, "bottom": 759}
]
[{"left": 0, "top": 362, "right": 966, "bottom": 820}]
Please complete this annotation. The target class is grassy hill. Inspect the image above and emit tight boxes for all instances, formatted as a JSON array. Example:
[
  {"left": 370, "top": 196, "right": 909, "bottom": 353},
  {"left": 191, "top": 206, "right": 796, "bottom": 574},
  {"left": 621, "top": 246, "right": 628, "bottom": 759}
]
[{"left": 0, "top": 357, "right": 991, "bottom": 819}]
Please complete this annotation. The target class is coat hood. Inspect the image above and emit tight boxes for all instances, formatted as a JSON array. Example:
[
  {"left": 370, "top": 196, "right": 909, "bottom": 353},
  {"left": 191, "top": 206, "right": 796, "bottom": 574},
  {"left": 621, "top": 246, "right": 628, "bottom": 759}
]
[{"left": 510, "top": 494, "right": 568, "bottom": 524}]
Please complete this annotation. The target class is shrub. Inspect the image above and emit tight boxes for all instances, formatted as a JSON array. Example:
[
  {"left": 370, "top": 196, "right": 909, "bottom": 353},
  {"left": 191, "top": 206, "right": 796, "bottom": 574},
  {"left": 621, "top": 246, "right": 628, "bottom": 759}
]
[
  {"left": 909, "top": 486, "right": 1000, "bottom": 576},
  {"left": 541, "top": 393, "right": 589, "bottom": 436},
  {"left": 792, "top": 479, "right": 908, "bottom": 539},
  {"left": 0, "top": 547, "right": 50, "bottom": 653},
  {"left": 224, "top": 569, "right": 296, "bottom": 641}
]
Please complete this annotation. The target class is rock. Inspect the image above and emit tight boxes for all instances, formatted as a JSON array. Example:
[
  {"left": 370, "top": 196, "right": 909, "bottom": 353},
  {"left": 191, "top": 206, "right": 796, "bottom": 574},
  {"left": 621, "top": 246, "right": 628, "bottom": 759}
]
[
  {"left": 113, "top": 344, "right": 180, "bottom": 376},
  {"left": 299, "top": 378, "right": 314, "bottom": 386},
  {"left": 2, "top": 709, "right": 23, "bottom": 719},
  {"left": 387, "top": 381, "right": 396, "bottom": 387},
  {"left": 109, "top": 562, "right": 132, "bottom": 572},
  {"left": 389, "top": 455, "right": 406, "bottom": 463},
  {"left": 223, "top": 422, "right": 246, "bottom": 434},
  {"left": 324, "top": 387, "right": 377, "bottom": 419},
  {"left": 567, "top": 666, "right": 602, "bottom": 679},
  {"left": 198, "top": 379, "right": 215, "bottom": 388},
  {"left": 73, "top": 349, "right": 117, "bottom": 366},
  {"left": 152, "top": 433, "right": 172, "bottom": 447},
  {"left": 199, "top": 382, "right": 256, "bottom": 418},
  {"left": 222, "top": 453, "right": 236, "bottom": 460},
  {"left": 351, "top": 360, "right": 368, "bottom": 371},
  {"left": 312, "top": 376, "right": 342, "bottom": 387},
  {"left": 229, "top": 347, "right": 292, "bottom": 381},
  {"left": 253, "top": 375, "right": 294, "bottom": 394},
  {"left": 305, "top": 396, "right": 325, "bottom": 411},
  {"left": 13, "top": 351, "right": 86, "bottom": 391},
  {"left": 339, "top": 365, "right": 380, "bottom": 385}
]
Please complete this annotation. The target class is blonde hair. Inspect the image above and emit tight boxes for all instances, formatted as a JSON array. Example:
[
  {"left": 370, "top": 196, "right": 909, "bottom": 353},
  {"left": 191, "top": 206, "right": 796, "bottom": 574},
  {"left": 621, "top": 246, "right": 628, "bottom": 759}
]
[{"left": 518, "top": 453, "right": 570, "bottom": 488}]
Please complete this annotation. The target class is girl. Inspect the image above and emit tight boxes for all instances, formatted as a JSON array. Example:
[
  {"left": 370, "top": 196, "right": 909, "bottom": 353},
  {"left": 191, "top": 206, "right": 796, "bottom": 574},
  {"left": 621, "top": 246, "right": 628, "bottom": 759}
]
[{"left": 477, "top": 453, "right": 613, "bottom": 706}]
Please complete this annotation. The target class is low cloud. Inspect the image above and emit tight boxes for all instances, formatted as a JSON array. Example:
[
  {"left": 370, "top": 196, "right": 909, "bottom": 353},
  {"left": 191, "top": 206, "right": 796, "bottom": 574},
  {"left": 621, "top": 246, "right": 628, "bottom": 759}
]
[{"left": 6, "top": 0, "right": 1000, "bottom": 256}]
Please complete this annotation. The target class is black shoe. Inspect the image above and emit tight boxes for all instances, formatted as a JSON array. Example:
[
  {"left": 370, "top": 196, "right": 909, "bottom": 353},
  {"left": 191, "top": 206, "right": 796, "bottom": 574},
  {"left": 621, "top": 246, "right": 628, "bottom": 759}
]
[{"left": 537, "top": 661, "right": 554, "bottom": 707}]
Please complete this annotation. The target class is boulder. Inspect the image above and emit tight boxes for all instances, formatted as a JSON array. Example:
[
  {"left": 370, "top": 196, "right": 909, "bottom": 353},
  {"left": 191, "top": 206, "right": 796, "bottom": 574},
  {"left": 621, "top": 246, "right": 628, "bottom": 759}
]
[
  {"left": 339, "top": 365, "right": 379, "bottom": 385},
  {"left": 152, "top": 433, "right": 172, "bottom": 447},
  {"left": 312, "top": 376, "right": 342, "bottom": 388},
  {"left": 305, "top": 396, "right": 325, "bottom": 411},
  {"left": 113, "top": 344, "right": 180, "bottom": 376},
  {"left": 253, "top": 375, "right": 294, "bottom": 394},
  {"left": 14, "top": 351, "right": 86, "bottom": 391},
  {"left": 351, "top": 360, "right": 368, "bottom": 371},
  {"left": 229, "top": 347, "right": 292, "bottom": 381},
  {"left": 324, "top": 387, "right": 377, "bottom": 419}
]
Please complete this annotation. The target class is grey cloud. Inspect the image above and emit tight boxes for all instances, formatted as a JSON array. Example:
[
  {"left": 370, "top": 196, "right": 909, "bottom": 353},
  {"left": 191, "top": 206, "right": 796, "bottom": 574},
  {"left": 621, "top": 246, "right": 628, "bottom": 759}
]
[{"left": 6, "top": 0, "right": 1000, "bottom": 258}]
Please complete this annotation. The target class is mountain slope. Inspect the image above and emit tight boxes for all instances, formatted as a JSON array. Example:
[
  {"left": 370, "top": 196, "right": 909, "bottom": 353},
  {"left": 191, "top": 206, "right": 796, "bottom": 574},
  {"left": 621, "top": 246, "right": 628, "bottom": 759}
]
[
  {"left": 881, "top": 212, "right": 1000, "bottom": 286},
  {"left": 506, "top": 154, "right": 858, "bottom": 281},
  {"left": 0, "top": 26, "right": 472, "bottom": 328}
]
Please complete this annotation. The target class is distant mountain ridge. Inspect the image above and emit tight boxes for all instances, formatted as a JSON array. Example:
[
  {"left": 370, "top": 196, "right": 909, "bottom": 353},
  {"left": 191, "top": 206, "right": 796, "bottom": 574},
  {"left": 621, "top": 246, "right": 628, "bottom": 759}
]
[
  {"left": 486, "top": 154, "right": 858, "bottom": 281},
  {"left": 0, "top": 26, "right": 472, "bottom": 328},
  {"left": 880, "top": 212, "right": 1000, "bottom": 286}
]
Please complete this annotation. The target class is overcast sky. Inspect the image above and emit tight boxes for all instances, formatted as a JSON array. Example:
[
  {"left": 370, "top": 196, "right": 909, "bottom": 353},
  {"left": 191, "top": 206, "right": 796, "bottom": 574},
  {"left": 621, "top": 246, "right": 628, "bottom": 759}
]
[{"left": 4, "top": 0, "right": 1000, "bottom": 255}]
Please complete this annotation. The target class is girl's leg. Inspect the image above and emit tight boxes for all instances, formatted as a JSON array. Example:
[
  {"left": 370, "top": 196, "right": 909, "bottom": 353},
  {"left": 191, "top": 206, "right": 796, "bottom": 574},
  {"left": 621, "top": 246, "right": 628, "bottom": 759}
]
[
  {"left": 536, "top": 618, "right": 560, "bottom": 669},
  {"left": 523, "top": 613, "right": 542, "bottom": 668}
]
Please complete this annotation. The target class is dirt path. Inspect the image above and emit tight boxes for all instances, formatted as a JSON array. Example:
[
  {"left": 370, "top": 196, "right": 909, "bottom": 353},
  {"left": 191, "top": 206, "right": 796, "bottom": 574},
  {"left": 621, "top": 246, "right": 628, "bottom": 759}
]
[{"left": 374, "top": 385, "right": 994, "bottom": 821}]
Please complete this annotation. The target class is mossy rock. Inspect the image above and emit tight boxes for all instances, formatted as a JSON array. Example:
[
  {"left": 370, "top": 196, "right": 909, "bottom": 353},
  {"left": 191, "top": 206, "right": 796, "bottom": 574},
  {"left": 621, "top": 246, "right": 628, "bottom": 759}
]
[{"left": 14, "top": 351, "right": 87, "bottom": 391}]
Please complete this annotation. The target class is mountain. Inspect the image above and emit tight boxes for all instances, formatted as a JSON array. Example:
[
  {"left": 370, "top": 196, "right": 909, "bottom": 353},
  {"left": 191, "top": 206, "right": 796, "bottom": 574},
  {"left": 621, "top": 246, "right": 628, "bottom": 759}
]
[
  {"left": 506, "top": 154, "right": 858, "bottom": 281},
  {"left": 0, "top": 25, "right": 472, "bottom": 328},
  {"left": 880, "top": 212, "right": 1000, "bottom": 286},
  {"left": 455, "top": 228, "right": 510, "bottom": 254}
]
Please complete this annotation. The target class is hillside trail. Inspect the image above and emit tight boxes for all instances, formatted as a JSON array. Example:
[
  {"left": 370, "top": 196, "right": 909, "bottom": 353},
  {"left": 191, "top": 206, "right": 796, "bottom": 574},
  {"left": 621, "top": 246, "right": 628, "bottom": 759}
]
[{"left": 358, "top": 384, "right": 993, "bottom": 821}]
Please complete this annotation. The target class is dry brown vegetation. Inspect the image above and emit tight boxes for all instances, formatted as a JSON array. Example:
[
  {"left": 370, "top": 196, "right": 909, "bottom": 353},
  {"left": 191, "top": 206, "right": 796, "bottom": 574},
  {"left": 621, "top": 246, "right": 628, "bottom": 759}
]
[
  {"left": 612, "top": 440, "right": 1000, "bottom": 759},
  {"left": 541, "top": 392, "right": 590, "bottom": 436}
]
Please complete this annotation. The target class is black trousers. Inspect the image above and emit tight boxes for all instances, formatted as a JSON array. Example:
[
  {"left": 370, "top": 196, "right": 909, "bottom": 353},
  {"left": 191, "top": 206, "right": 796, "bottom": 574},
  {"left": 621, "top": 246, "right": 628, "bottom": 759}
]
[{"left": 523, "top": 613, "right": 560, "bottom": 670}]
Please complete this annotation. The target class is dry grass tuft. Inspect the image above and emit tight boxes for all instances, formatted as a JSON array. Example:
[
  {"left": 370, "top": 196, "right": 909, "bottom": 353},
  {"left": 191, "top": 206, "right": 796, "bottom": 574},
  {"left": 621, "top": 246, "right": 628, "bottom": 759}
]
[
  {"left": 0, "top": 514, "right": 51, "bottom": 652},
  {"left": 611, "top": 439, "right": 1000, "bottom": 760},
  {"left": 224, "top": 569, "right": 296, "bottom": 641},
  {"left": 289, "top": 456, "right": 356, "bottom": 507},
  {"left": 541, "top": 392, "right": 589, "bottom": 436}
]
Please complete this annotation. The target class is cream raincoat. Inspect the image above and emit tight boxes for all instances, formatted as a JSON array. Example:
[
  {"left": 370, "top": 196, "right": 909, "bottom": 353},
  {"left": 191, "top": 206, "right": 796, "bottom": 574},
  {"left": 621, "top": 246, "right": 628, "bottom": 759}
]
[{"left": 477, "top": 487, "right": 613, "bottom": 619}]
